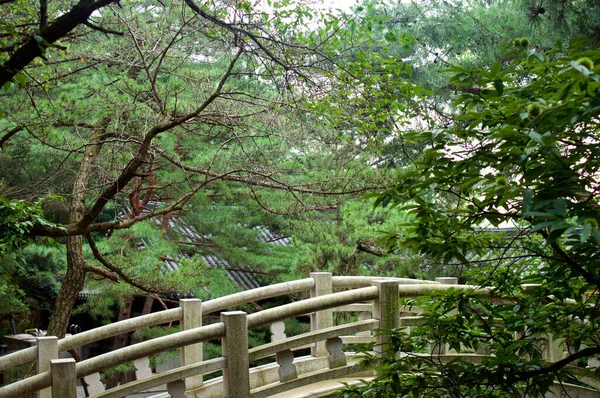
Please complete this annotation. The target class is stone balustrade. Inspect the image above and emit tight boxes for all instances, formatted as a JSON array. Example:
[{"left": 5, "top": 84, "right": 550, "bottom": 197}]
[{"left": 0, "top": 273, "right": 597, "bottom": 398}]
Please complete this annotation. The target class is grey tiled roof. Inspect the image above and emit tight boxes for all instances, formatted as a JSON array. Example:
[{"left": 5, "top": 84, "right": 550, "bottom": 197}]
[
  {"left": 253, "top": 226, "right": 293, "bottom": 246},
  {"left": 117, "top": 204, "right": 291, "bottom": 291}
]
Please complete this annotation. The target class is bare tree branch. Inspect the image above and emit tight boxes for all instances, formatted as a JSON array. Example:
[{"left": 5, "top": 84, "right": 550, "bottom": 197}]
[
  {"left": 0, "top": 0, "right": 119, "bottom": 86},
  {"left": 510, "top": 346, "right": 600, "bottom": 381},
  {"left": 75, "top": 48, "right": 243, "bottom": 231},
  {"left": 183, "top": 0, "right": 294, "bottom": 73},
  {"left": 159, "top": 149, "right": 387, "bottom": 196},
  {"left": 83, "top": 21, "right": 124, "bottom": 36},
  {"left": 83, "top": 263, "right": 119, "bottom": 282},
  {"left": 0, "top": 126, "right": 23, "bottom": 149},
  {"left": 40, "top": 0, "right": 48, "bottom": 29}
]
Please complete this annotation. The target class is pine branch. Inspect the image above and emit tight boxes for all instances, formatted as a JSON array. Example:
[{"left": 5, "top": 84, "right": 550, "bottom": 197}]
[
  {"left": 0, "top": 126, "right": 23, "bottom": 149},
  {"left": 83, "top": 20, "right": 124, "bottom": 36},
  {"left": 85, "top": 233, "right": 173, "bottom": 295}
]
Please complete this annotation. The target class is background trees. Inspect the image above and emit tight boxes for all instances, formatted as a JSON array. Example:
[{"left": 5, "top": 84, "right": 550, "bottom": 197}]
[{"left": 0, "top": 0, "right": 409, "bottom": 337}]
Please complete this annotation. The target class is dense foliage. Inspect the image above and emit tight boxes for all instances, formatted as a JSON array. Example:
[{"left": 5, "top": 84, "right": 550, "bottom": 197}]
[
  {"left": 2, "top": 0, "right": 600, "bottom": 395},
  {"left": 0, "top": 0, "right": 414, "bottom": 337},
  {"left": 341, "top": 34, "right": 600, "bottom": 398}
]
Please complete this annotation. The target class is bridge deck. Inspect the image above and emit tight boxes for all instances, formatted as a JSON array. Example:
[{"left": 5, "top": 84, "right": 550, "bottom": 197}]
[{"left": 268, "top": 377, "right": 373, "bottom": 398}]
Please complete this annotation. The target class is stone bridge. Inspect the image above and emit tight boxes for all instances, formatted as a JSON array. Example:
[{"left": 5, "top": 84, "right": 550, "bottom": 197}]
[{"left": 0, "top": 273, "right": 598, "bottom": 398}]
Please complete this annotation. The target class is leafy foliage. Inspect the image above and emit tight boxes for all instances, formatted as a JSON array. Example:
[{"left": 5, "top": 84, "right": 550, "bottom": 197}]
[{"left": 341, "top": 38, "right": 600, "bottom": 397}]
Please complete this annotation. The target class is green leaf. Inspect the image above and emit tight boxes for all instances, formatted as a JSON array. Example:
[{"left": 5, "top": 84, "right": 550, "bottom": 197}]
[
  {"left": 527, "top": 131, "right": 543, "bottom": 144},
  {"left": 13, "top": 73, "right": 26, "bottom": 86},
  {"left": 490, "top": 62, "right": 501, "bottom": 76},
  {"left": 384, "top": 32, "right": 397, "bottom": 43},
  {"left": 493, "top": 79, "right": 504, "bottom": 95},
  {"left": 523, "top": 189, "right": 534, "bottom": 212},
  {"left": 580, "top": 223, "right": 592, "bottom": 243}
]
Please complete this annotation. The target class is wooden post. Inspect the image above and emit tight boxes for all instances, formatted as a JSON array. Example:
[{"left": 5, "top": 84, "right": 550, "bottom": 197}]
[
  {"left": 310, "top": 272, "right": 333, "bottom": 357},
  {"left": 180, "top": 299, "right": 203, "bottom": 395},
  {"left": 372, "top": 280, "right": 399, "bottom": 358},
  {"left": 51, "top": 358, "right": 77, "bottom": 398},
  {"left": 221, "top": 311, "right": 249, "bottom": 397},
  {"left": 37, "top": 336, "right": 57, "bottom": 398}
]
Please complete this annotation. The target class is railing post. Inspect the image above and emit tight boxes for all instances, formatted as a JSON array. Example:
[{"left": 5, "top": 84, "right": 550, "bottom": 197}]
[
  {"left": 543, "top": 334, "right": 565, "bottom": 362},
  {"left": 51, "top": 358, "right": 77, "bottom": 398},
  {"left": 221, "top": 311, "right": 249, "bottom": 398},
  {"left": 37, "top": 336, "right": 57, "bottom": 398},
  {"left": 310, "top": 272, "right": 333, "bottom": 357},
  {"left": 180, "top": 298, "right": 203, "bottom": 395},
  {"left": 372, "top": 280, "right": 399, "bottom": 358}
]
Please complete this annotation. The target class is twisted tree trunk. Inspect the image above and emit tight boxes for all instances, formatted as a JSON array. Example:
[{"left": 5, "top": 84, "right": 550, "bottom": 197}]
[{"left": 47, "top": 124, "right": 110, "bottom": 337}]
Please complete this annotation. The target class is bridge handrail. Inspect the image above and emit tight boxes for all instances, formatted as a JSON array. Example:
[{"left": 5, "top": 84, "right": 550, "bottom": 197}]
[
  {"left": 248, "top": 319, "right": 379, "bottom": 362},
  {"left": 0, "top": 276, "right": 437, "bottom": 371},
  {"left": 0, "top": 285, "right": 381, "bottom": 398},
  {"left": 0, "top": 307, "right": 182, "bottom": 372},
  {"left": 89, "top": 357, "right": 227, "bottom": 398},
  {"left": 76, "top": 285, "right": 382, "bottom": 379},
  {"left": 0, "top": 278, "right": 315, "bottom": 371},
  {"left": 2, "top": 273, "right": 595, "bottom": 398},
  {"left": 0, "top": 277, "right": 492, "bottom": 398},
  {"left": 331, "top": 276, "right": 439, "bottom": 289},
  {"left": 90, "top": 320, "right": 380, "bottom": 398}
]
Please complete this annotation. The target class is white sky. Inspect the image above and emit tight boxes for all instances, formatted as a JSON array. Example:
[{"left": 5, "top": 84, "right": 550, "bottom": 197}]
[{"left": 316, "top": 0, "right": 359, "bottom": 13}]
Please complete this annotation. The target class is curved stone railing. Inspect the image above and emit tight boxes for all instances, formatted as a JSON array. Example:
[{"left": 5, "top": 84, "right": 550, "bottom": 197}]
[
  {"left": 0, "top": 273, "right": 445, "bottom": 398},
  {"left": 0, "top": 273, "right": 597, "bottom": 398},
  {"left": 0, "top": 278, "right": 318, "bottom": 372}
]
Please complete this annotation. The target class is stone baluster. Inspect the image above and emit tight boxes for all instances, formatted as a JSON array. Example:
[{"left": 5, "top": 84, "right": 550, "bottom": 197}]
[
  {"left": 180, "top": 299, "right": 203, "bottom": 396},
  {"left": 83, "top": 372, "right": 105, "bottom": 395},
  {"left": 221, "top": 311, "right": 249, "bottom": 397},
  {"left": 271, "top": 320, "right": 297, "bottom": 382},
  {"left": 276, "top": 349, "right": 297, "bottom": 382},
  {"left": 588, "top": 353, "right": 600, "bottom": 368},
  {"left": 167, "top": 379, "right": 189, "bottom": 398},
  {"left": 134, "top": 356, "right": 152, "bottom": 380},
  {"left": 270, "top": 321, "right": 286, "bottom": 342},
  {"left": 372, "top": 280, "right": 400, "bottom": 359},
  {"left": 36, "top": 336, "right": 57, "bottom": 398},
  {"left": 543, "top": 334, "right": 566, "bottom": 362},
  {"left": 51, "top": 358, "right": 77, "bottom": 398},
  {"left": 326, "top": 337, "right": 346, "bottom": 368},
  {"left": 310, "top": 272, "right": 333, "bottom": 357}
]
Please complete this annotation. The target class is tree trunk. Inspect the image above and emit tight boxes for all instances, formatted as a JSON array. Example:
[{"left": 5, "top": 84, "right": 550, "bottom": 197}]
[
  {"left": 47, "top": 123, "right": 111, "bottom": 337},
  {"left": 47, "top": 235, "right": 87, "bottom": 337}
]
